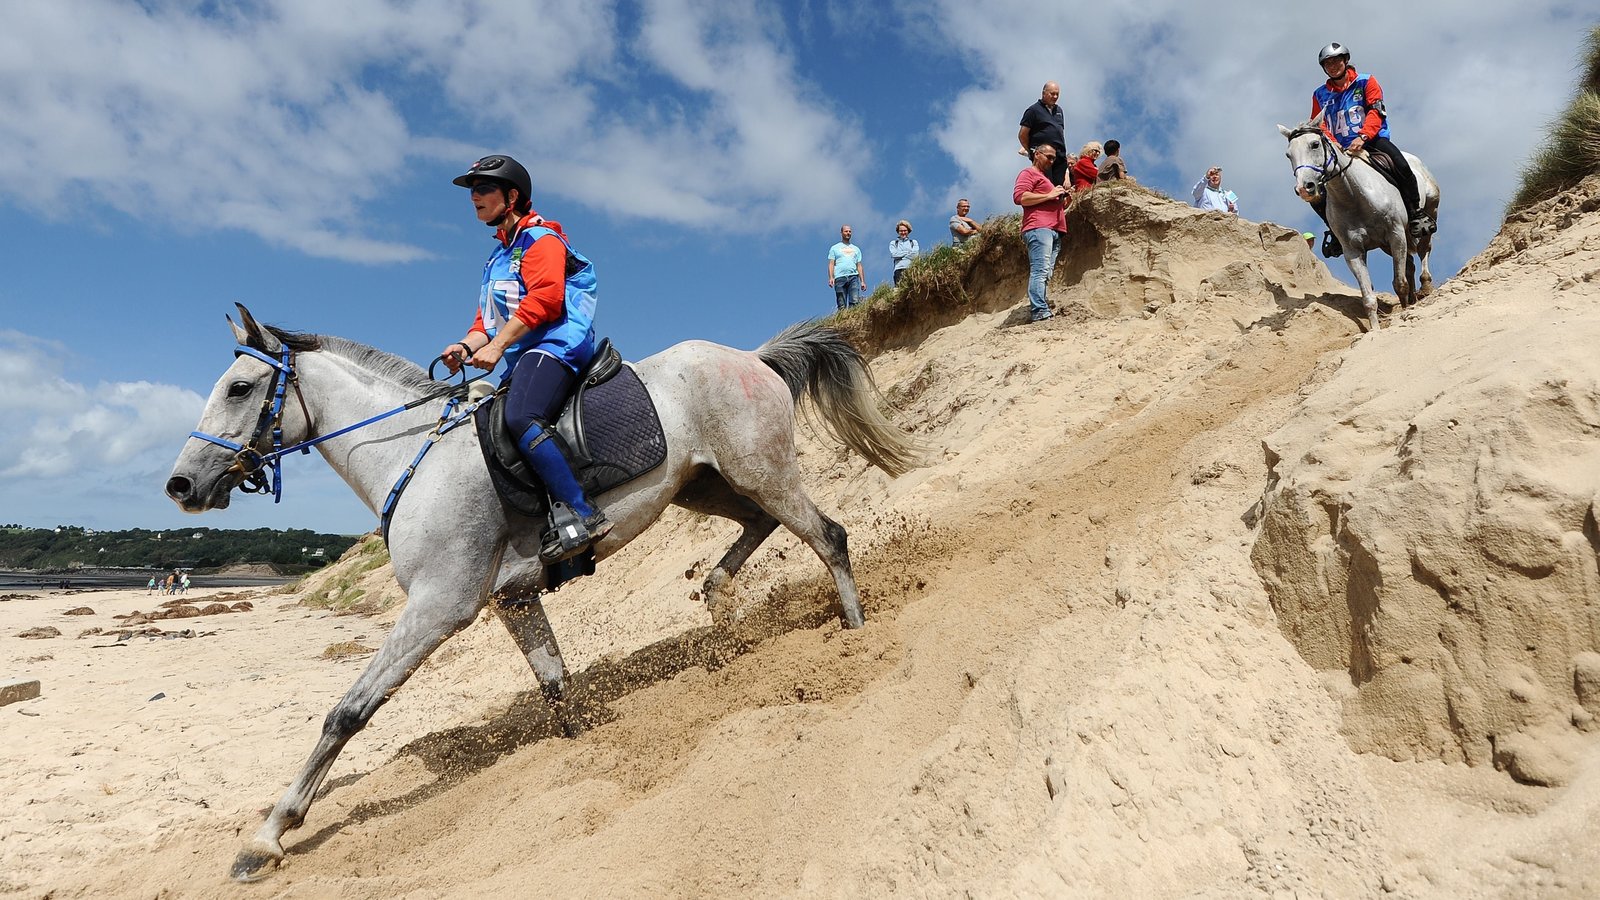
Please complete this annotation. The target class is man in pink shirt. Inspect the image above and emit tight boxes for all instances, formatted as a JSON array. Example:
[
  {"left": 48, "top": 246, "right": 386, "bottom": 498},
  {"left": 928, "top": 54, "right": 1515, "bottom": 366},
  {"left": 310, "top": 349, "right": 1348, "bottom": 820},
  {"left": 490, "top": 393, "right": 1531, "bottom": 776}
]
[{"left": 1013, "top": 145, "right": 1072, "bottom": 322}]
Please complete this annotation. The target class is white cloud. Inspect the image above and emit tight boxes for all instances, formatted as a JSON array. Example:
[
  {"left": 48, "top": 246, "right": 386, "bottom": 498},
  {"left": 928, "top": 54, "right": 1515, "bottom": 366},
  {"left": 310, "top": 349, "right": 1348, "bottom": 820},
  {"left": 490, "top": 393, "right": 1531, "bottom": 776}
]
[
  {"left": 908, "top": 1, "right": 1587, "bottom": 274},
  {"left": 0, "top": 331, "right": 204, "bottom": 480},
  {"left": 0, "top": 329, "right": 374, "bottom": 533},
  {"left": 0, "top": 0, "right": 876, "bottom": 263}
]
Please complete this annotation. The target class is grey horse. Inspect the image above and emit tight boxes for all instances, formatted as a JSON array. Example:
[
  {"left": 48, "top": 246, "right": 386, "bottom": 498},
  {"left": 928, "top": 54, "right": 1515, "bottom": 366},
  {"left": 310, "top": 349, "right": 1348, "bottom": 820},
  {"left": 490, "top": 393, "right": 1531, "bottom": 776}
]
[
  {"left": 1278, "top": 119, "right": 1440, "bottom": 330},
  {"left": 165, "top": 305, "right": 922, "bottom": 881}
]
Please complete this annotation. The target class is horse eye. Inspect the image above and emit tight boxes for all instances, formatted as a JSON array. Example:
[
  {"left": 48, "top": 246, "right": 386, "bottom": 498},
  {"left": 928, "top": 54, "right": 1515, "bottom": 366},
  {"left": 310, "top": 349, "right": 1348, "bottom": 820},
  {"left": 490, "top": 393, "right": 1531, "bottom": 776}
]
[{"left": 227, "top": 381, "right": 254, "bottom": 398}]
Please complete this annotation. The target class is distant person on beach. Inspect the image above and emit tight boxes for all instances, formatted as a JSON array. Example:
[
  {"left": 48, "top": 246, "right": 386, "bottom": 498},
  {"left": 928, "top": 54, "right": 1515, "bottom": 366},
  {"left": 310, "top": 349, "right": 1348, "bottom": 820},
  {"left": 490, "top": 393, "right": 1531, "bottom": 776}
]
[
  {"left": 1193, "top": 166, "right": 1238, "bottom": 214},
  {"left": 1018, "top": 82, "right": 1068, "bottom": 186},
  {"left": 949, "top": 199, "right": 980, "bottom": 245},
  {"left": 828, "top": 224, "right": 864, "bottom": 310},
  {"left": 1098, "top": 139, "right": 1129, "bottom": 182},
  {"left": 1070, "top": 142, "right": 1102, "bottom": 194},
  {"left": 889, "top": 221, "right": 919, "bottom": 286},
  {"left": 165, "top": 573, "right": 176, "bottom": 595},
  {"left": 147, "top": 576, "right": 157, "bottom": 594},
  {"left": 180, "top": 573, "right": 190, "bottom": 594},
  {"left": 1014, "top": 144, "right": 1072, "bottom": 323}
]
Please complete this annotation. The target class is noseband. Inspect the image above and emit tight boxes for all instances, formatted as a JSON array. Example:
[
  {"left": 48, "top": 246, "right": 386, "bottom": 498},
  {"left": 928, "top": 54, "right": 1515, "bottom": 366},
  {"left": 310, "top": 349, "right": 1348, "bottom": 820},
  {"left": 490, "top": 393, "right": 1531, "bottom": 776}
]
[{"left": 1288, "top": 126, "right": 1353, "bottom": 192}]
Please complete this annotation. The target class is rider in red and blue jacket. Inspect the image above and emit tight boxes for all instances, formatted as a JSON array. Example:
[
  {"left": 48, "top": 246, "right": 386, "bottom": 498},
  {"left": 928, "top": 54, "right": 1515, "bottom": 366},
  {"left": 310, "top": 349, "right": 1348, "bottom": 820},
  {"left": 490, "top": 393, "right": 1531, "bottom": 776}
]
[
  {"left": 1310, "top": 42, "right": 1434, "bottom": 244},
  {"left": 440, "top": 154, "right": 610, "bottom": 562}
]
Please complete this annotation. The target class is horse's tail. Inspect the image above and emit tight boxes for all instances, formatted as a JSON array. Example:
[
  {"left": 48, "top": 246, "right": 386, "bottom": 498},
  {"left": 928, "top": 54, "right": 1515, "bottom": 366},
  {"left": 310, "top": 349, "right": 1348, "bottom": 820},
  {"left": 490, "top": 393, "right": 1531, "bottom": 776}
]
[{"left": 757, "top": 320, "right": 925, "bottom": 478}]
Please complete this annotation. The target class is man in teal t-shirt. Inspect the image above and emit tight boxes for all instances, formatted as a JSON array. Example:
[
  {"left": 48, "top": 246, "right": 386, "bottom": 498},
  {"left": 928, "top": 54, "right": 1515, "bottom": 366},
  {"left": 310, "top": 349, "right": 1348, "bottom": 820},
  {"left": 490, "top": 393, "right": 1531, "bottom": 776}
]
[{"left": 827, "top": 224, "right": 865, "bottom": 310}]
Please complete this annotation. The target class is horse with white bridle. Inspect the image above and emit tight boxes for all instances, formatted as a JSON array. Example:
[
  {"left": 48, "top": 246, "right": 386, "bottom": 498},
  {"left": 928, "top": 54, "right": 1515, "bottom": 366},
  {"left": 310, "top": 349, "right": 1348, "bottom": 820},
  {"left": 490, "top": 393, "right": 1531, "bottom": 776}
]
[
  {"left": 1279, "top": 117, "right": 1440, "bottom": 329},
  {"left": 166, "top": 305, "right": 922, "bottom": 881}
]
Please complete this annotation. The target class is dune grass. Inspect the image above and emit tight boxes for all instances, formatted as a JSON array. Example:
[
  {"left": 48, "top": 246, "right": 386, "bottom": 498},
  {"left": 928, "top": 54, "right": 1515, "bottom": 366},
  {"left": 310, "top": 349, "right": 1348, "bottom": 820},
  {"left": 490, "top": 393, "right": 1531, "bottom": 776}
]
[{"left": 1508, "top": 25, "right": 1600, "bottom": 214}]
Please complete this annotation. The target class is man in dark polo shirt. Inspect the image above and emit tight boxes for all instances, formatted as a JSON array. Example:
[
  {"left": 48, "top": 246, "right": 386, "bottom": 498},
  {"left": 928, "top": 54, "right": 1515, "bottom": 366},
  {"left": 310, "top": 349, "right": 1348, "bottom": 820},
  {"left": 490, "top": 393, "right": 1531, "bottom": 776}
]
[{"left": 1018, "top": 82, "right": 1067, "bottom": 186}]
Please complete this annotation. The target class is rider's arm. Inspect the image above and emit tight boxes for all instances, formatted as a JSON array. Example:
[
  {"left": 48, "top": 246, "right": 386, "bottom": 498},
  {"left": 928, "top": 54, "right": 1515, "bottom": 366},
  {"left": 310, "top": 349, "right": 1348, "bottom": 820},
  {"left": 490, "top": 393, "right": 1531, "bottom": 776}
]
[
  {"left": 1357, "top": 76, "right": 1386, "bottom": 140},
  {"left": 511, "top": 234, "right": 567, "bottom": 329}
]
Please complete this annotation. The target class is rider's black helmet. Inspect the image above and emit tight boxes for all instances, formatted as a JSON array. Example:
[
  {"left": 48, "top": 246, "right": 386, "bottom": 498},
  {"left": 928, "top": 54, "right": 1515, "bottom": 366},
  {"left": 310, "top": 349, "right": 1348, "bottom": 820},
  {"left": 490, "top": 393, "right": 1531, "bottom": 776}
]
[
  {"left": 1318, "top": 42, "right": 1351, "bottom": 65},
  {"left": 452, "top": 155, "right": 533, "bottom": 210}
]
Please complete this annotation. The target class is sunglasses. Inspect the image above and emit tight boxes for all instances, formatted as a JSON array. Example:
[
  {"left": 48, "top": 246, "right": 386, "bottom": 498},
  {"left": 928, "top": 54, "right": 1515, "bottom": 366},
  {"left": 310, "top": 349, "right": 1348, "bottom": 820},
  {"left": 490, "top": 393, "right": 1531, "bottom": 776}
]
[{"left": 469, "top": 181, "right": 503, "bottom": 196}]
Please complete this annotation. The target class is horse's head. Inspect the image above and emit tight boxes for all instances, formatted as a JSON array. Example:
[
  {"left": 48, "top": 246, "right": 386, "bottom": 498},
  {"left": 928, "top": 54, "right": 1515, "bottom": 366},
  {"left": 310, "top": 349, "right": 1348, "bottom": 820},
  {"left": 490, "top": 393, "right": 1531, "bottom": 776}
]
[
  {"left": 1278, "top": 120, "right": 1334, "bottom": 203},
  {"left": 165, "top": 304, "right": 312, "bottom": 512}
]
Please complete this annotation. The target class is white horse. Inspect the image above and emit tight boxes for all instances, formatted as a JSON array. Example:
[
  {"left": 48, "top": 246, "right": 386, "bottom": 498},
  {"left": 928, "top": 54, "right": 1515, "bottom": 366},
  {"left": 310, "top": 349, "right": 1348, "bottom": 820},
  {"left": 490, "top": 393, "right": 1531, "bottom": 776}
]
[
  {"left": 1279, "top": 119, "right": 1440, "bottom": 329},
  {"left": 166, "top": 305, "right": 921, "bottom": 881}
]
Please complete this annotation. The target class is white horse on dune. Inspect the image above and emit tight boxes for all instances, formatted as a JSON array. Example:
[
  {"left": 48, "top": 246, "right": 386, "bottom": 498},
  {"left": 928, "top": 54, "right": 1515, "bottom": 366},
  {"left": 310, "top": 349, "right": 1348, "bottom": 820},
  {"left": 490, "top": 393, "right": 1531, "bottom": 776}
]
[
  {"left": 1279, "top": 118, "right": 1440, "bottom": 330},
  {"left": 166, "top": 305, "right": 922, "bottom": 881}
]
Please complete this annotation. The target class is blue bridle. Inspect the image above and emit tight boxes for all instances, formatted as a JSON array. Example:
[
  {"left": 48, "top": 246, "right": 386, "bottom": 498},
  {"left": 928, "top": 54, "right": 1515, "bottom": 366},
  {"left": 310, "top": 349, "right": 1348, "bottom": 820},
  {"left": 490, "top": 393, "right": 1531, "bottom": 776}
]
[
  {"left": 188, "top": 345, "right": 489, "bottom": 524},
  {"left": 1288, "top": 126, "right": 1353, "bottom": 193}
]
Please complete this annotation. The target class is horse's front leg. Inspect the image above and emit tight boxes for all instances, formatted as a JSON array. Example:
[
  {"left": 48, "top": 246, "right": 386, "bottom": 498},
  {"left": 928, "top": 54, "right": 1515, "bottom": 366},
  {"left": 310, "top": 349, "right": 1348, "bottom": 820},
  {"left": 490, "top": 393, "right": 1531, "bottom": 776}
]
[
  {"left": 1344, "top": 251, "right": 1382, "bottom": 331},
  {"left": 231, "top": 582, "right": 489, "bottom": 881}
]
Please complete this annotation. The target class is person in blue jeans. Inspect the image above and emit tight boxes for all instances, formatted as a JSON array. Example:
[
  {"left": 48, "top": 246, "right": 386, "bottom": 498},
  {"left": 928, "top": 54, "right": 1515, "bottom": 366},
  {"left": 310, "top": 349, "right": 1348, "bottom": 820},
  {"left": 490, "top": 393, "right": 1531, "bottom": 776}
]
[
  {"left": 827, "top": 224, "right": 865, "bottom": 310},
  {"left": 1013, "top": 145, "right": 1072, "bottom": 322}
]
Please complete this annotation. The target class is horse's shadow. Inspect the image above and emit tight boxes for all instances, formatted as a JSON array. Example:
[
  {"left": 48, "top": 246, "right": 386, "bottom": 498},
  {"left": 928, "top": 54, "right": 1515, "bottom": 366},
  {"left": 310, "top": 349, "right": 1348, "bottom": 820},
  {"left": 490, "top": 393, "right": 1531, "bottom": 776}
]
[
  {"left": 287, "top": 572, "right": 843, "bottom": 856},
  {"left": 1250, "top": 284, "right": 1377, "bottom": 333}
]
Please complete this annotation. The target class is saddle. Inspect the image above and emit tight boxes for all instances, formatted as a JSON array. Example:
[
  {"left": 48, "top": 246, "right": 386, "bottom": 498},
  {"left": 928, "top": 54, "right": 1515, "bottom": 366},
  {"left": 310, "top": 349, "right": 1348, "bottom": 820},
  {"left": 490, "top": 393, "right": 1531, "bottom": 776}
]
[
  {"left": 1357, "top": 147, "right": 1404, "bottom": 192},
  {"left": 473, "top": 339, "right": 668, "bottom": 524}
]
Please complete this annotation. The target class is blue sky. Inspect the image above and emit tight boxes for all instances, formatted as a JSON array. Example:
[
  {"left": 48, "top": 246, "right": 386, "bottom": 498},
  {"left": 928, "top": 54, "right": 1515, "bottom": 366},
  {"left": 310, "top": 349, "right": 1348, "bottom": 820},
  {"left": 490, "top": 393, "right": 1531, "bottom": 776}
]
[{"left": 0, "top": 1, "right": 1592, "bottom": 536}]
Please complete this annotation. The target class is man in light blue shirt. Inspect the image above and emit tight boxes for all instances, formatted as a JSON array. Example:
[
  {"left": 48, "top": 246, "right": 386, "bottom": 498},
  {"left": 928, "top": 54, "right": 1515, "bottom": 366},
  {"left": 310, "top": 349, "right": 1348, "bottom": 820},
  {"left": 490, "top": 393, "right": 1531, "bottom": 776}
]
[
  {"left": 828, "top": 224, "right": 865, "bottom": 310},
  {"left": 1193, "top": 166, "right": 1238, "bottom": 214}
]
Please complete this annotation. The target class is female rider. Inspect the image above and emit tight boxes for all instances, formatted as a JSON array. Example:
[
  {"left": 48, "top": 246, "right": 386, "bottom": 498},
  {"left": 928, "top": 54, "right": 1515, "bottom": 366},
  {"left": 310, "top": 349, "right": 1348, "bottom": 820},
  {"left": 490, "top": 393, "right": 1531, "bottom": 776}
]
[
  {"left": 1310, "top": 42, "right": 1434, "bottom": 256},
  {"left": 438, "top": 154, "right": 610, "bottom": 562}
]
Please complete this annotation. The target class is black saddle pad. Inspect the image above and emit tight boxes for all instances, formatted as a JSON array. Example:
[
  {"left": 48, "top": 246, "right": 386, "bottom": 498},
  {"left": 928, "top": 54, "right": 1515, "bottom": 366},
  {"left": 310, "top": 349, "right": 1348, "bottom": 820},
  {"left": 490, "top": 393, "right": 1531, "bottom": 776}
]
[{"left": 474, "top": 345, "right": 668, "bottom": 519}]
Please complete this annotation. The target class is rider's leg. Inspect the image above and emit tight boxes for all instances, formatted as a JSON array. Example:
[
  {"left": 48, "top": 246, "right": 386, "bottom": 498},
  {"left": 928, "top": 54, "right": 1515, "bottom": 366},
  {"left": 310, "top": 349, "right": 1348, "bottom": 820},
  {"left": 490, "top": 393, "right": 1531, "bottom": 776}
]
[
  {"left": 1367, "top": 136, "right": 1431, "bottom": 235},
  {"left": 503, "top": 351, "right": 611, "bottom": 554}
]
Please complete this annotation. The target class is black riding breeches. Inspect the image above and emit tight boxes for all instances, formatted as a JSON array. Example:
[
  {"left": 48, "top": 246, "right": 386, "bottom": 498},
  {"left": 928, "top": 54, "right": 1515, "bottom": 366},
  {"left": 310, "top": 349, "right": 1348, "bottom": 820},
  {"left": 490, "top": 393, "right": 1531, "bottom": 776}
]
[{"left": 1365, "top": 136, "right": 1420, "bottom": 218}]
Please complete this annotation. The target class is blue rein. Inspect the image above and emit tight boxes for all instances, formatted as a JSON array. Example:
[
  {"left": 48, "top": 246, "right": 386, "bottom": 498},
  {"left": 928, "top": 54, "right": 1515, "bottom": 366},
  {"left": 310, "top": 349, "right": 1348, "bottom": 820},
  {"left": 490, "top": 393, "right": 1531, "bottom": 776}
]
[{"left": 189, "top": 346, "right": 491, "bottom": 526}]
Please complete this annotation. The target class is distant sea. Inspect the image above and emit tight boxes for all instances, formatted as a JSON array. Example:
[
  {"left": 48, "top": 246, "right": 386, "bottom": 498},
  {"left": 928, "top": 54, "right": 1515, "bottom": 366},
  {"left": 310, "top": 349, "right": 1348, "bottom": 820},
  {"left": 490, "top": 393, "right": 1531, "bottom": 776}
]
[{"left": 0, "top": 569, "right": 295, "bottom": 590}]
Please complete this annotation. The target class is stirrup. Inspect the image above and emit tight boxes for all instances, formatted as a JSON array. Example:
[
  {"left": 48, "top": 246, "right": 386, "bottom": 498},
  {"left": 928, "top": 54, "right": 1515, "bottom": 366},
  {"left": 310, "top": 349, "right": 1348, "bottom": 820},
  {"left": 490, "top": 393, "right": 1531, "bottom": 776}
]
[
  {"left": 1321, "top": 231, "right": 1343, "bottom": 259},
  {"left": 540, "top": 506, "right": 613, "bottom": 564},
  {"left": 1408, "top": 214, "right": 1435, "bottom": 238}
]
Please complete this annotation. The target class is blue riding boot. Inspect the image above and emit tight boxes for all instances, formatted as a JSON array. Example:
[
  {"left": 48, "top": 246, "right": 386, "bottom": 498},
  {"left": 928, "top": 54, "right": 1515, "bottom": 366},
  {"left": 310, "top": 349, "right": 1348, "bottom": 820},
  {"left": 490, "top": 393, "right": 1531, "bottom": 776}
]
[{"left": 517, "top": 424, "right": 612, "bottom": 563}]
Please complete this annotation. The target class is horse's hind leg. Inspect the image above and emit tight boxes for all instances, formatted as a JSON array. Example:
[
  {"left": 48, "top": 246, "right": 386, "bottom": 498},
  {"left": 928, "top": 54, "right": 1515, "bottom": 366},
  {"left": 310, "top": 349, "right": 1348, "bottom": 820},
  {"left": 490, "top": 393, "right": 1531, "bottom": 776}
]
[
  {"left": 231, "top": 579, "right": 488, "bottom": 881},
  {"left": 673, "top": 468, "right": 780, "bottom": 601},
  {"left": 727, "top": 473, "right": 864, "bottom": 629}
]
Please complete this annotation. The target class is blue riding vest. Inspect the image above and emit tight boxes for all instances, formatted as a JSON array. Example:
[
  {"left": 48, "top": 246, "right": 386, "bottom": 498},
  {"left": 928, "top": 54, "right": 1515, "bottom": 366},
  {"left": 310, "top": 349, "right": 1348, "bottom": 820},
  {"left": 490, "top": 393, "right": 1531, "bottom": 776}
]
[
  {"left": 479, "top": 223, "right": 597, "bottom": 377},
  {"left": 1314, "top": 74, "right": 1390, "bottom": 148}
]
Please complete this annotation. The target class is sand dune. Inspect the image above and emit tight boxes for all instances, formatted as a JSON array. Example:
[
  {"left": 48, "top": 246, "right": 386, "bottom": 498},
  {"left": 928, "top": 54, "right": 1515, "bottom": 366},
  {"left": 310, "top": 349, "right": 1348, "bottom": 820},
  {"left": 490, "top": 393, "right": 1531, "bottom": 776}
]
[{"left": 5, "top": 180, "right": 1599, "bottom": 898}]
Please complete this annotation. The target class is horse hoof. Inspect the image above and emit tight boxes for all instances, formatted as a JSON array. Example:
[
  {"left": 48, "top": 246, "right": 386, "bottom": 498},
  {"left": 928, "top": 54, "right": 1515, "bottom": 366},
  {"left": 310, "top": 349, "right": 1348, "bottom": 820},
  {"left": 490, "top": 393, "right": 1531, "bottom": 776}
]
[{"left": 230, "top": 843, "right": 283, "bottom": 882}]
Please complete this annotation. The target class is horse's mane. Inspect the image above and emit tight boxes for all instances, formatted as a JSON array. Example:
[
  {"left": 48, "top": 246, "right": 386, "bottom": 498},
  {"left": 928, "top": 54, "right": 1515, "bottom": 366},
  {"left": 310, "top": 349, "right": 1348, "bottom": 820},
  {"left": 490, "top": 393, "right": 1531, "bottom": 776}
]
[{"left": 265, "top": 325, "right": 432, "bottom": 390}]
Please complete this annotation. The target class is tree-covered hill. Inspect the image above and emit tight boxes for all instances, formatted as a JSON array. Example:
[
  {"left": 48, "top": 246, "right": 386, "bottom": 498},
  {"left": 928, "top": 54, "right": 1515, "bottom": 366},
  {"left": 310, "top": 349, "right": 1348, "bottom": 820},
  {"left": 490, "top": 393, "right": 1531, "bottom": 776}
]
[{"left": 0, "top": 524, "right": 363, "bottom": 573}]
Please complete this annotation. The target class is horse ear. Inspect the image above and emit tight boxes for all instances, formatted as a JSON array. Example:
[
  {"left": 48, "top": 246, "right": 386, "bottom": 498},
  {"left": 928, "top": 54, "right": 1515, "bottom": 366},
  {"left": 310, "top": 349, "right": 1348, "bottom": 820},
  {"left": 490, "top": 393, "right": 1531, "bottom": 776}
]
[
  {"left": 1277, "top": 124, "right": 1294, "bottom": 138},
  {"left": 233, "top": 303, "right": 281, "bottom": 354},
  {"left": 227, "top": 313, "right": 250, "bottom": 345}
]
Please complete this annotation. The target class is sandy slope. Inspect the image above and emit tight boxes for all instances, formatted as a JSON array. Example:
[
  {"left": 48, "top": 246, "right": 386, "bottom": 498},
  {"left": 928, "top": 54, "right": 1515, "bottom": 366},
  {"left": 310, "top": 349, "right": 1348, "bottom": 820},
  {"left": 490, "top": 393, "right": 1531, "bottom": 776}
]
[{"left": 5, "top": 184, "right": 1598, "bottom": 898}]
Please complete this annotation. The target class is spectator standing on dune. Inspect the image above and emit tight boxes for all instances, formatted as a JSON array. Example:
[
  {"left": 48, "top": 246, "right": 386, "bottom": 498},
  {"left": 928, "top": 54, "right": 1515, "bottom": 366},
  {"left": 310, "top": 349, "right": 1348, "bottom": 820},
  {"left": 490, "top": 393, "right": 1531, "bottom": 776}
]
[
  {"left": 827, "top": 224, "right": 864, "bottom": 310},
  {"left": 1070, "top": 142, "right": 1102, "bottom": 194},
  {"left": 1193, "top": 166, "right": 1238, "bottom": 214},
  {"left": 1098, "top": 139, "right": 1130, "bottom": 182},
  {"left": 1013, "top": 144, "right": 1072, "bottom": 323},
  {"left": 949, "top": 199, "right": 981, "bottom": 245},
  {"left": 1018, "top": 82, "right": 1068, "bottom": 186},
  {"left": 889, "top": 221, "right": 920, "bottom": 286}
]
